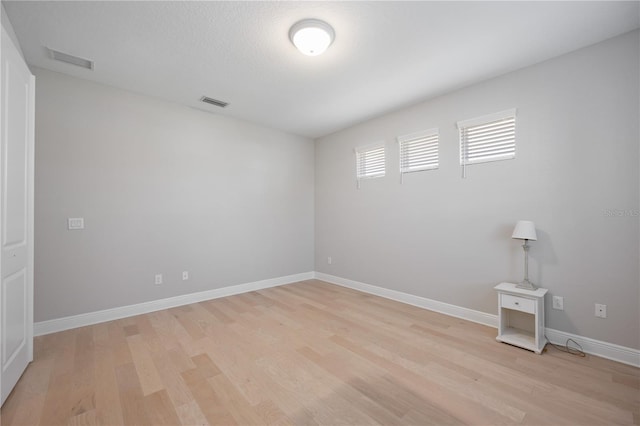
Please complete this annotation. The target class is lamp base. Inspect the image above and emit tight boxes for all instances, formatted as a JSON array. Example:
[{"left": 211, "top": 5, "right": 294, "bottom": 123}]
[{"left": 516, "top": 279, "right": 537, "bottom": 291}]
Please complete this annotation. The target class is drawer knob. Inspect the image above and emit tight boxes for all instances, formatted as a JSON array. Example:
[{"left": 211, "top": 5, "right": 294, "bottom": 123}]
[{"left": 515, "top": 302, "right": 520, "bottom": 305}]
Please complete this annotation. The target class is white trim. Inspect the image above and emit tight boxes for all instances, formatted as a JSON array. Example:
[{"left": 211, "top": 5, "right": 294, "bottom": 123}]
[
  {"left": 354, "top": 141, "right": 385, "bottom": 154},
  {"left": 34, "top": 272, "right": 314, "bottom": 336},
  {"left": 27, "top": 74, "right": 35, "bottom": 363},
  {"left": 313, "top": 272, "right": 640, "bottom": 367},
  {"left": 456, "top": 108, "right": 517, "bottom": 129},
  {"left": 545, "top": 328, "right": 640, "bottom": 368},
  {"left": 397, "top": 127, "right": 438, "bottom": 144},
  {"left": 314, "top": 272, "right": 497, "bottom": 328}
]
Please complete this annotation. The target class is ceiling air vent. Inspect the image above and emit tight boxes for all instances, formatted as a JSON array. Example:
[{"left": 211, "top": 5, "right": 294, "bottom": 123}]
[
  {"left": 48, "top": 48, "right": 93, "bottom": 70},
  {"left": 200, "top": 96, "right": 228, "bottom": 108}
]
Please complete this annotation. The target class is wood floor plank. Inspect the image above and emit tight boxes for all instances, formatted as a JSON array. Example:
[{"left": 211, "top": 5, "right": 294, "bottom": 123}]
[
  {"left": 107, "top": 321, "right": 133, "bottom": 367},
  {"left": 253, "top": 399, "right": 289, "bottom": 425},
  {"left": 0, "top": 352, "right": 53, "bottom": 425},
  {"left": 166, "top": 345, "right": 197, "bottom": 373},
  {"left": 39, "top": 372, "right": 73, "bottom": 426},
  {"left": 143, "top": 389, "right": 181, "bottom": 426},
  {"left": 182, "top": 370, "right": 236, "bottom": 426},
  {"left": 146, "top": 310, "right": 183, "bottom": 351},
  {"left": 94, "top": 335, "right": 124, "bottom": 426},
  {"left": 2, "top": 280, "right": 638, "bottom": 425},
  {"left": 254, "top": 350, "right": 381, "bottom": 426},
  {"left": 127, "top": 334, "right": 164, "bottom": 396},
  {"left": 66, "top": 409, "right": 98, "bottom": 426},
  {"left": 114, "top": 363, "right": 150, "bottom": 425},
  {"left": 68, "top": 328, "right": 96, "bottom": 419},
  {"left": 207, "top": 373, "right": 265, "bottom": 425},
  {"left": 200, "top": 300, "right": 235, "bottom": 324},
  {"left": 175, "top": 400, "right": 209, "bottom": 426},
  {"left": 149, "top": 347, "right": 195, "bottom": 410},
  {"left": 171, "top": 307, "right": 206, "bottom": 341},
  {"left": 296, "top": 346, "right": 407, "bottom": 425},
  {"left": 2, "top": 394, "right": 45, "bottom": 426}
]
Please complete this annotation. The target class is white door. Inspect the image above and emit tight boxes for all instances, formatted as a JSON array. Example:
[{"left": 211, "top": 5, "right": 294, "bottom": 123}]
[{"left": 0, "top": 27, "right": 35, "bottom": 406}]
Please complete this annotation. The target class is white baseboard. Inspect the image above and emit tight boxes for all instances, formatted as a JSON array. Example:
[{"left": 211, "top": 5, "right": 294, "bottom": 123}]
[
  {"left": 544, "top": 328, "right": 640, "bottom": 367},
  {"left": 34, "top": 271, "right": 314, "bottom": 336},
  {"left": 314, "top": 272, "right": 640, "bottom": 368},
  {"left": 314, "top": 272, "right": 498, "bottom": 328}
]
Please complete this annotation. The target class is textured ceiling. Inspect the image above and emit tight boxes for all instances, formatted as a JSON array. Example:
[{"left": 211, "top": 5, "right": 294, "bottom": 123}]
[{"left": 4, "top": 1, "right": 640, "bottom": 138}]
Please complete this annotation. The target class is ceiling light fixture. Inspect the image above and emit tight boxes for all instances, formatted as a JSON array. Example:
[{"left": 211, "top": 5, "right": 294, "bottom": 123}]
[{"left": 289, "top": 19, "right": 335, "bottom": 56}]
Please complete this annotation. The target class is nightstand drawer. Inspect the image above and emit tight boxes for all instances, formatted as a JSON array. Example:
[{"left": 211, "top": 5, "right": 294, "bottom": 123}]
[{"left": 501, "top": 293, "right": 535, "bottom": 314}]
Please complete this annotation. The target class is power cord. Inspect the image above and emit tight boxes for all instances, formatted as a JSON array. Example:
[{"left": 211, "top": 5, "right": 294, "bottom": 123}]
[{"left": 545, "top": 335, "right": 585, "bottom": 357}]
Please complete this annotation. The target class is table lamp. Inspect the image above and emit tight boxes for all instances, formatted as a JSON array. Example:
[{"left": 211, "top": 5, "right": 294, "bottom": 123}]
[{"left": 512, "top": 220, "right": 537, "bottom": 290}]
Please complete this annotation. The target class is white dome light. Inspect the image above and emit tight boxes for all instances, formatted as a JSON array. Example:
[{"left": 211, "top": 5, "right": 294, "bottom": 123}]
[{"left": 289, "top": 19, "right": 335, "bottom": 56}]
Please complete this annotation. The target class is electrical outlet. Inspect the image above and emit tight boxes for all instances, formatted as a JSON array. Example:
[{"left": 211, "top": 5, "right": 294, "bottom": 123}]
[
  {"left": 595, "top": 303, "right": 607, "bottom": 318},
  {"left": 155, "top": 274, "right": 162, "bottom": 285},
  {"left": 327, "top": 256, "right": 332, "bottom": 265},
  {"left": 182, "top": 271, "right": 189, "bottom": 281},
  {"left": 552, "top": 296, "right": 564, "bottom": 310}
]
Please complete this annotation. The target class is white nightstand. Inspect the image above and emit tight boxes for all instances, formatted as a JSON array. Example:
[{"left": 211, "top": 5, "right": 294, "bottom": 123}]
[{"left": 494, "top": 282, "right": 548, "bottom": 354}]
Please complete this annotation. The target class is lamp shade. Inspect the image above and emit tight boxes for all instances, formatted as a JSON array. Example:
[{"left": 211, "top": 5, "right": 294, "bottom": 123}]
[{"left": 512, "top": 220, "right": 537, "bottom": 241}]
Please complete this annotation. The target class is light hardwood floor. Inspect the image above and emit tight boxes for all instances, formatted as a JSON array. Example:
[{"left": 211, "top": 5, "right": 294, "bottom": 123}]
[{"left": 1, "top": 280, "right": 638, "bottom": 425}]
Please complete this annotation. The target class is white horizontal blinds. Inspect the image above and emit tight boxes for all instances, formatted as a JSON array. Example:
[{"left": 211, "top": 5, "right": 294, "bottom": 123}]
[
  {"left": 458, "top": 109, "right": 516, "bottom": 177},
  {"left": 355, "top": 144, "right": 385, "bottom": 188},
  {"left": 398, "top": 129, "right": 439, "bottom": 182}
]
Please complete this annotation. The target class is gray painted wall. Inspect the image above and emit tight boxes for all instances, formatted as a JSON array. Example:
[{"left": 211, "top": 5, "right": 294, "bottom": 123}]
[
  {"left": 315, "top": 31, "right": 639, "bottom": 349},
  {"left": 34, "top": 68, "right": 314, "bottom": 322},
  {"left": 1, "top": 3, "right": 24, "bottom": 60}
]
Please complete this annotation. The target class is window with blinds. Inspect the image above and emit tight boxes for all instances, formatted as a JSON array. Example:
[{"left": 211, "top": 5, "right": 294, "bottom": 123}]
[
  {"left": 457, "top": 109, "right": 516, "bottom": 176},
  {"left": 398, "top": 129, "right": 439, "bottom": 179},
  {"left": 355, "top": 144, "right": 385, "bottom": 186}
]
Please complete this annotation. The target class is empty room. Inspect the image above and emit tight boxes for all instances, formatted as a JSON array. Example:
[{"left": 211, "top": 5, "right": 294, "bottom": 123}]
[{"left": 0, "top": 1, "right": 638, "bottom": 425}]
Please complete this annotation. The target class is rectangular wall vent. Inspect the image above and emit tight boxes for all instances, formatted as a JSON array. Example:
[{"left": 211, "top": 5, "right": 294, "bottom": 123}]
[
  {"left": 48, "top": 48, "right": 93, "bottom": 70},
  {"left": 200, "top": 96, "right": 229, "bottom": 108}
]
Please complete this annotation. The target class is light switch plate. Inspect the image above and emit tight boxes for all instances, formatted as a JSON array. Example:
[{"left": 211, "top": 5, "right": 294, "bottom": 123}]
[{"left": 68, "top": 217, "right": 84, "bottom": 230}]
